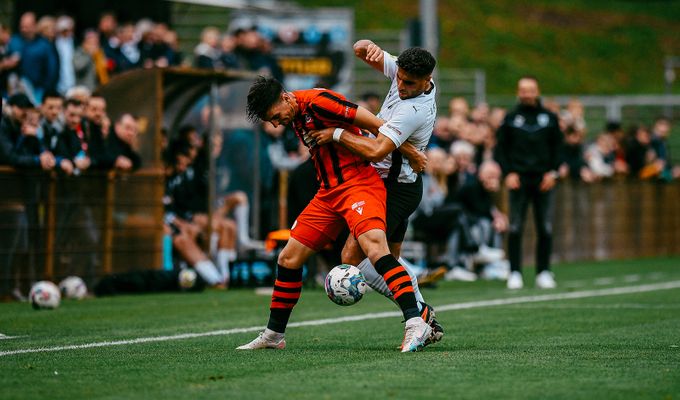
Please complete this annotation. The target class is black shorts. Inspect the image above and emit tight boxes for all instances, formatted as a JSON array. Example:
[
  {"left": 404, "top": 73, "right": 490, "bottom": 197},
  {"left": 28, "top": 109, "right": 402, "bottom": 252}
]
[{"left": 384, "top": 175, "right": 423, "bottom": 243}]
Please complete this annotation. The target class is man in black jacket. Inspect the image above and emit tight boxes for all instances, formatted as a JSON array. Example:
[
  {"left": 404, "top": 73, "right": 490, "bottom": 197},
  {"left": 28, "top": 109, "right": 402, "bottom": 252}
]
[
  {"left": 0, "top": 93, "right": 55, "bottom": 169},
  {"left": 494, "top": 76, "right": 563, "bottom": 290}
]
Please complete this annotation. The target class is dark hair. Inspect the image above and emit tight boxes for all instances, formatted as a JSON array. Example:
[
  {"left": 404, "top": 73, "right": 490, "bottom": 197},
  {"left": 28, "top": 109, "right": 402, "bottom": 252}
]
[
  {"left": 396, "top": 47, "right": 436, "bottom": 77},
  {"left": 178, "top": 124, "right": 197, "bottom": 141},
  {"left": 42, "top": 90, "right": 63, "bottom": 102},
  {"left": 605, "top": 121, "right": 622, "bottom": 133},
  {"left": 246, "top": 76, "right": 284, "bottom": 123},
  {"left": 64, "top": 98, "right": 82, "bottom": 108}
]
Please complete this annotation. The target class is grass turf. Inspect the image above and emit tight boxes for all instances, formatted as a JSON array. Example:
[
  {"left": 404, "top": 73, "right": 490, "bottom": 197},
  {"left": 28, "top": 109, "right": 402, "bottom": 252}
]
[{"left": 1, "top": 257, "right": 679, "bottom": 399}]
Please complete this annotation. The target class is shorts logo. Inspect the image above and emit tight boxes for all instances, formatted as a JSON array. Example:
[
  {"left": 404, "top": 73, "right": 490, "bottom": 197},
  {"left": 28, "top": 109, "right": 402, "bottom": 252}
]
[
  {"left": 351, "top": 200, "right": 366, "bottom": 215},
  {"left": 291, "top": 220, "right": 298, "bottom": 230}
]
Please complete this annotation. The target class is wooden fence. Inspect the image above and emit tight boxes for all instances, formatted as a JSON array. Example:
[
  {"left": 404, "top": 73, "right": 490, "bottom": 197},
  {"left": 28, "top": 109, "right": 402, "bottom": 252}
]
[{"left": 0, "top": 167, "right": 164, "bottom": 299}]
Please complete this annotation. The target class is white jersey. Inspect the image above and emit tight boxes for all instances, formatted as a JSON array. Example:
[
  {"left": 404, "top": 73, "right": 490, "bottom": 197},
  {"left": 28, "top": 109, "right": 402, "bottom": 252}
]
[{"left": 372, "top": 50, "right": 437, "bottom": 183}]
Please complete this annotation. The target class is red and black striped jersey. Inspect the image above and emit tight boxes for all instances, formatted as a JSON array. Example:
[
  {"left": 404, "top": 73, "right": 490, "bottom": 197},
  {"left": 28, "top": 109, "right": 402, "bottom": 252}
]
[{"left": 292, "top": 89, "right": 370, "bottom": 189}]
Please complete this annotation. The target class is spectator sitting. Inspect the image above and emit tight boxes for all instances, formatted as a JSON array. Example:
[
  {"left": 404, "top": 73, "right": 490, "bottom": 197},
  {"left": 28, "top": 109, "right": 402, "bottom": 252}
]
[
  {"left": 411, "top": 147, "right": 478, "bottom": 281},
  {"left": 449, "top": 139, "right": 477, "bottom": 188},
  {"left": 452, "top": 160, "right": 509, "bottom": 281},
  {"left": 427, "top": 115, "right": 453, "bottom": 150},
  {"left": 448, "top": 96, "right": 469, "bottom": 119},
  {"left": 0, "top": 93, "right": 55, "bottom": 170},
  {"left": 7, "top": 12, "right": 58, "bottom": 104},
  {"left": 164, "top": 139, "right": 224, "bottom": 286}
]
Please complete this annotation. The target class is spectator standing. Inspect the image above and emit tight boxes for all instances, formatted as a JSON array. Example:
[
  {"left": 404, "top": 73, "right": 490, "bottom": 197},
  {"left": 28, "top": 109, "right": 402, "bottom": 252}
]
[
  {"left": 73, "top": 30, "right": 109, "bottom": 92},
  {"left": 494, "top": 76, "right": 563, "bottom": 290},
  {"left": 194, "top": 27, "right": 222, "bottom": 69},
  {"left": 0, "top": 23, "right": 15, "bottom": 97},
  {"left": 7, "top": 12, "right": 58, "bottom": 104},
  {"left": 55, "top": 16, "right": 76, "bottom": 95},
  {"left": 559, "top": 128, "right": 594, "bottom": 182},
  {"left": 0, "top": 93, "right": 54, "bottom": 169},
  {"left": 650, "top": 117, "right": 680, "bottom": 180}
]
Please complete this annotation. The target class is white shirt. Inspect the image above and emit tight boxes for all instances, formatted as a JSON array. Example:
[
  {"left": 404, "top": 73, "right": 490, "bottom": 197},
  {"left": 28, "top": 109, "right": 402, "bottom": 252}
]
[
  {"left": 55, "top": 35, "right": 75, "bottom": 94},
  {"left": 372, "top": 50, "right": 437, "bottom": 183}
]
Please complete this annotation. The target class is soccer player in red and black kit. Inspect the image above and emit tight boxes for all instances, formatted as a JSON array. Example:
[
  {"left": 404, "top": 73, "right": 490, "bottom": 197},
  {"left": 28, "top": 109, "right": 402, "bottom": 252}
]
[{"left": 236, "top": 76, "right": 432, "bottom": 352}]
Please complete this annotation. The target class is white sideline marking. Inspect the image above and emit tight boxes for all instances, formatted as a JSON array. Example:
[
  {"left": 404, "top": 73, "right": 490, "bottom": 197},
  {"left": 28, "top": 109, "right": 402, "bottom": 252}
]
[
  {"left": 0, "top": 333, "right": 24, "bottom": 340},
  {"left": 2, "top": 280, "right": 680, "bottom": 358}
]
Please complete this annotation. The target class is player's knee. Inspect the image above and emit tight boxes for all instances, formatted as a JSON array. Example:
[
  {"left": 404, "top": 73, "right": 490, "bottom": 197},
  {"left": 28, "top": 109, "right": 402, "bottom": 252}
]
[
  {"left": 277, "top": 248, "right": 302, "bottom": 269},
  {"left": 342, "top": 247, "right": 363, "bottom": 266}
]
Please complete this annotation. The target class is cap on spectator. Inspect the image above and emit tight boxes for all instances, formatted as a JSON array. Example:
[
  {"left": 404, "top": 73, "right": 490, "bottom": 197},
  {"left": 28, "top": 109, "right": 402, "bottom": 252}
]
[{"left": 8, "top": 93, "right": 34, "bottom": 109}]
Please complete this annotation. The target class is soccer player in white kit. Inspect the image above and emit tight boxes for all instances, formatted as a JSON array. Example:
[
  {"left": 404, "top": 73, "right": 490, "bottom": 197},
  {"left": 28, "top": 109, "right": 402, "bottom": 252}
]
[{"left": 309, "top": 40, "right": 442, "bottom": 344}]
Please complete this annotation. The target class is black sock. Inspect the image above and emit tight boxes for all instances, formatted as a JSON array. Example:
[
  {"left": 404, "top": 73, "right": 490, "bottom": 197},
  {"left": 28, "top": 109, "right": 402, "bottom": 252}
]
[
  {"left": 373, "top": 254, "right": 420, "bottom": 320},
  {"left": 267, "top": 265, "right": 303, "bottom": 333}
]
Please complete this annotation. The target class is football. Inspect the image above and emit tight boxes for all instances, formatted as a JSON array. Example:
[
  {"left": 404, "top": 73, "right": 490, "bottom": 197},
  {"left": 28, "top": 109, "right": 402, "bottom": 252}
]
[
  {"left": 324, "top": 264, "right": 368, "bottom": 306},
  {"left": 29, "top": 281, "right": 61, "bottom": 310},
  {"left": 59, "top": 276, "right": 88, "bottom": 300},
  {"left": 178, "top": 268, "right": 198, "bottom": 290}
]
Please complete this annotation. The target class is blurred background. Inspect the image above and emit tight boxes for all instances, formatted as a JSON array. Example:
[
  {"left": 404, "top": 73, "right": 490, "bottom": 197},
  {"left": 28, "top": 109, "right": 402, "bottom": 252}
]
[{"left": 0, "top": 0, "right": 678, "bottom": 299}]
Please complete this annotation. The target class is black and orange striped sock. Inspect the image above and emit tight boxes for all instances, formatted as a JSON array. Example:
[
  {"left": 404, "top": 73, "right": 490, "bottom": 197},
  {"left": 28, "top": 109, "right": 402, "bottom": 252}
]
[
  {"left": 374, "top": 254, "right": 420, "bottom": 320},
  {"left": 267, "top": 265, "right": 303, "bottom": 333}
]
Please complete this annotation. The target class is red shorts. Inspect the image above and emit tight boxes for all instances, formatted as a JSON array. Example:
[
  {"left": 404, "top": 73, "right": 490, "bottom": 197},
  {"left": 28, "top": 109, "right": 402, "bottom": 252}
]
[{"left": 290, "top": 167, "right": 386, "bottom": 251}]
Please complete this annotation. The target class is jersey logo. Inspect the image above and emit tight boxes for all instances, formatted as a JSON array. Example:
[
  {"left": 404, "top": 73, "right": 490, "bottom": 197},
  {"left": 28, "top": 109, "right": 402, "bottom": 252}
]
[
  {"left": 385, "top": 123, "right": 403, "bottom": 136},
  {"left": 513, "top": 115, "right": 525, "bottom": 127},
  {"left": 412, "top": 105, "right": 418, "bottom": 113},
  {"left": 538, "top": 113, "right": 549, "bottom": 127},
  {"left": 351, "top": 200, "right": 366, "bottom": 215}
]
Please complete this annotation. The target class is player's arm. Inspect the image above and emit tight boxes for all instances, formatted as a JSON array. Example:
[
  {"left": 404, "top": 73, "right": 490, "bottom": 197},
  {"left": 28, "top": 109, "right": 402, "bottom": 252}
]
[{"left": 353, "top": 39, "right": 385, "bottom": 73}]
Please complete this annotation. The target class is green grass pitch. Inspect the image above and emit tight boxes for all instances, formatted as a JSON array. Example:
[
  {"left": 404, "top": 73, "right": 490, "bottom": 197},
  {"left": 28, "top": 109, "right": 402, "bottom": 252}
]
[{"left": 1, "top": 257, "right": 679, "bottom": 399}]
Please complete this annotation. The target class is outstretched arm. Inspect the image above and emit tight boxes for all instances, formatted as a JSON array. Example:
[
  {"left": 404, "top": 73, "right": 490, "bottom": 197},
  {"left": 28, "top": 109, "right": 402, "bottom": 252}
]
[{"left": 353, "top": 39, "right": 385, "bottom": 73}]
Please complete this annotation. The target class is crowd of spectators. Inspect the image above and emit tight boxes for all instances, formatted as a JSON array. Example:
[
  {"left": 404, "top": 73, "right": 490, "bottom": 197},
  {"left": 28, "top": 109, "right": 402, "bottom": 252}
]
[
  {"left": 406, "top": 95, "right": 678, "bottom": 282},
  {"left": 0, "top": 11, "right": 184, "bottom": 104},
  {"left": 1, "top": 9, "right": 678, "bottom": 294}
]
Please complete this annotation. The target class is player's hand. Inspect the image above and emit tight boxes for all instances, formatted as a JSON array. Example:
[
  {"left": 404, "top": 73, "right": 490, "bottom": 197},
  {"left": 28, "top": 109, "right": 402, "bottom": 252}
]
[
  {"left": 540, "top": 171, "right": 557, "bottom": 192},
  {"left": 365, "top": 43, "right": 384, "bottom": 63},
  {"left": 409, "top": 150, "right": 427, "bottom": 174},
  {"left": 308, "top": 128, "right": 335, "bottom": 145},
  {"left": 505, "top": 172, "right": 520, "bottom": 190}
]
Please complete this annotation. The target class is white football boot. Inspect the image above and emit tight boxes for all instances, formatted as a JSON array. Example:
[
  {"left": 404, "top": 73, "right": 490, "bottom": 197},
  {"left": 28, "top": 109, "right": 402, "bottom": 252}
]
[
  {"left": 506, "top": 271, "right": 524, "bottom": 290},
  {"left": 236, "top": 329, "right": 286, "bottom": 350},
  {"left": 535, "top": 270, "right": 557, "bottom": 289},
  {"left": 401, "top": 317, "right": 433, "bottom": 352}
]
